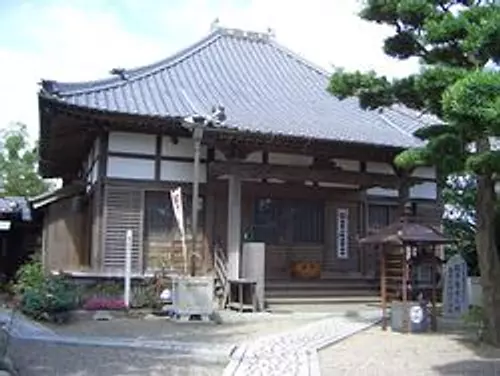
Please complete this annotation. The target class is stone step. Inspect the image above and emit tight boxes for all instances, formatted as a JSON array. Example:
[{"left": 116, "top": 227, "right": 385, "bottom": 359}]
[
  {"left": 265, "top": 288, "right": 378, "bottom": 298},
  {"left": 265, "top": 296, "right": 381, "bottom": 309},
  {"left": 265, "top": 281, "right": 378, "bottom": 290}
]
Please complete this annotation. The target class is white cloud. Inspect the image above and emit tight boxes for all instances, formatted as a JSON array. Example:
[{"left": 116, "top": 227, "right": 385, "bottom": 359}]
[{"left": 0, "top": 0, "right": 419, "bottom": 140}]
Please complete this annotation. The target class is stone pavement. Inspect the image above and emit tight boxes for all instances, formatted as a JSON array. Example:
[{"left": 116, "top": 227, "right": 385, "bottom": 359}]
[
  {"left": 223, "top": 310, "right": 381, "bottom": 376},
  {"left": 0, "top": 310, "right": 230, "bottom": 362},
  {"left": 2, "top": 307, "right": 382, "bottom": 376},
  {"left": 9, "top": 338, "right": 225, "bottom": 376}
]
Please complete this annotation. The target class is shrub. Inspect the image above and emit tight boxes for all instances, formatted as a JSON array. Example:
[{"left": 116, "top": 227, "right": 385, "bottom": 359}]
[
  {"left": 14, "top": 258, "right": 77, "bottom": 322},
  {"left": 14, "top": 254, "right": 44, "bottom": 296},
  {"left": 462, "top": 305, "right": 486, "bottom": 341}
]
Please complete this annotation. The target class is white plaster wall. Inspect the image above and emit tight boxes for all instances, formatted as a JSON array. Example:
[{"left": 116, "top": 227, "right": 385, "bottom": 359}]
[
  {"left": 214, "top": 150, "right": 262, "bottom": 162},
  {"left": 318, "top": 182, "right": 358, "bottom": 189},
  {"left": 267, "top": 178, "right": 285, "bottom": 184},
  {"left": 108, "top": 132, "right": 156, "bottom": 155},
  {"left": 269, "top": 152, "right": 312, "bottom": 166},
  {"left": 162, "top": 137, "right": 207, "bottom": 159},
  {"left": 366, "top": 162, "right": 394, "bottom": 175},
  {"left": 215, "top": 149, "right": 226, "bottom": 161},
  {"left": 245, "top": 151, "right": 263, "bottom": 163},
  {"left": 410, "top": 182, "right": 437, "bottom": 200},
  {"left": 367, "top": 183, "right": 437, "bottom": 200},
  {"left": 366, "top": 187, "right": 399, "bottom": 197},
  {"left": 107, "top": 157, "right": 155, "bottom": 180},
  {"left": 160, "top": 160, "right": 207, "bottom": 183},
  {"left": 412, "top": 166, "right": 436, "bottom": 179},
  {"left": 333, "top": 159, "right": 360, "bottom": 172}
]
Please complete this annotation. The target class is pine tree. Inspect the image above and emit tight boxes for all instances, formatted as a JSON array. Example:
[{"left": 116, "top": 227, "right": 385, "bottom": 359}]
[{"left": 328, "top": 0, "right": 500, "bottom": 345}]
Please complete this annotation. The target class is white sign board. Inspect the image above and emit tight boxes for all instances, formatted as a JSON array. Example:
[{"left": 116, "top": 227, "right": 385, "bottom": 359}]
[
  {"left": 123, "top": 229, "right": 133, "bottom": 308},
  {"left": 170, "top": 187, "right": 188, "bottom": 274},
  {"left": 0, "top": 220, "right": 11, "bottom": 231},
  {"left": 443, "top": 254, "right": 469, "bottom": 318}
]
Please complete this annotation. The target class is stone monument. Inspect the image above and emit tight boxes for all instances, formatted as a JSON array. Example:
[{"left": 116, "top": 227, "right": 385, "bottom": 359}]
[{"left": 443, "top": 254, "right": 469, "bottom": 318}]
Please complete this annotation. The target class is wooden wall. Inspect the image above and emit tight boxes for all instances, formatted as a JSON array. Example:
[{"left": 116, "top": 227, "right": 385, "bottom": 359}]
[
  {"left": 42, "top": 195, "right": 90, "bottom": 272},
  {"left": 237, "top": 181, "right": 363, "bottom": 280},
  {"left": 100, "top": 181, "right": 208, "bottom": 274},
  {"left": 74, "top": 131, "right": 443, "bottom": 277}
]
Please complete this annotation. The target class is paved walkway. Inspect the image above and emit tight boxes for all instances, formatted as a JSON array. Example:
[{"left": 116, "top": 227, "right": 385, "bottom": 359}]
[
  {"left": 2, "top": 308, "right": 382, "bottom": 376},
  {"left": 223, "top": 310, "right": 381, "bottom": 376}
]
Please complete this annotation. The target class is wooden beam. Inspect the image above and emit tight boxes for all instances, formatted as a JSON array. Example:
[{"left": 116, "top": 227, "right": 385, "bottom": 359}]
[
  {"left": 209, "top": 161, "right": 431, "bottom": 189},
  {"left": 205, "top": 134, "right": 402, "bottom": 164}
]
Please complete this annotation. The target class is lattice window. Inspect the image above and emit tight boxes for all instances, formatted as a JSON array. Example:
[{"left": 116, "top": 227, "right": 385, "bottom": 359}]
[
  {"left": 336, "top": 208, "right": 349, "bottom": 259},
  {"left": 103, "top": 186, "right": 144, "bottom": 271}
]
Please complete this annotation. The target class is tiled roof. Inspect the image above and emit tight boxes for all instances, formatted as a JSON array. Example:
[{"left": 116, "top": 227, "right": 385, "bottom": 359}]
[
  {"left": 39, "top": 27, "right": 429, "bottom": 148},
  {"left": 0, "top": 197, "right": 32, "bottom": 222}
]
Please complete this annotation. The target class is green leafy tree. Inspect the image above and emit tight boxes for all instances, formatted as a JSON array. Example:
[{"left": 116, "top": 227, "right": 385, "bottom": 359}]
[
  {"left": 442, "top": 174, "right": 478, "bottom": 274},
  {"left": 0, "top": 123, "right": 49, "bottom": 197},
  {"left": 328, "top": 1, "right": 500, "bottom": 345}
]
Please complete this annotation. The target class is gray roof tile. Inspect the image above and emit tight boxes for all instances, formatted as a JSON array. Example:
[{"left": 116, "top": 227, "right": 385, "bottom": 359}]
[{"left": 40, "top": 27, "right": 430, "bottom": 148}]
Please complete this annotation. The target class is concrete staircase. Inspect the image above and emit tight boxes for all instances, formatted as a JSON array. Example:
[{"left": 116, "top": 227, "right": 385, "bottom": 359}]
[{"left": 265, "top": 275, "right": 380, "bottom": 310}]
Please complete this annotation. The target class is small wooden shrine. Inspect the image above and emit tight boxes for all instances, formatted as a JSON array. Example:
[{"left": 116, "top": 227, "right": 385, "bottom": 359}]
[{"left": 359, "top": 203, "right": 451, "bottom": 332}]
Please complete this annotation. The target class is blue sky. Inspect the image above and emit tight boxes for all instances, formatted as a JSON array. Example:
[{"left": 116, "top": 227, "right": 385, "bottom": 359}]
[{"left": 0, "top": 0, "right": 418, "bottom": 139}]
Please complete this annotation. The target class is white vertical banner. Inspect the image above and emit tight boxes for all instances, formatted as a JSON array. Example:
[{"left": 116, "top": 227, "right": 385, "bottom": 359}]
[{"left": 170, "top": 187, "right": 188, "bottom": 274}]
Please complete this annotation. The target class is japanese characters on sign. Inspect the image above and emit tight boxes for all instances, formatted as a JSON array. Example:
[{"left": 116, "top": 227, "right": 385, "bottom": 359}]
[{"left": 442, "top": 254, "right": 469, "bottom": 318}]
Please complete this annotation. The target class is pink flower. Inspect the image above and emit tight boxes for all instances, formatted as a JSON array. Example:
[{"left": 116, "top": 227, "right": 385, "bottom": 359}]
[{"left": 83, "top": 297, "right": 126, "bottom": 310}]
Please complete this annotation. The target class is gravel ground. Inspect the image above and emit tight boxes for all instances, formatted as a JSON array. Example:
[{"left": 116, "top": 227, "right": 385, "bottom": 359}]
[
  {"left": 46, "top": 310, "right": 339, "bottom": 345},
  {"left": 319, "top": 326, "right": 500, "bottom": 376},
  {"left": 8, "top": 338, "right": 225, "bottom": 376}
]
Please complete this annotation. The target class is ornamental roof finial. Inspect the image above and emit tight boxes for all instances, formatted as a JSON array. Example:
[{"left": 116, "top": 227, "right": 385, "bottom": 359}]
[{"left": 210, "top": 18, "right": 220, "bottom": 32}]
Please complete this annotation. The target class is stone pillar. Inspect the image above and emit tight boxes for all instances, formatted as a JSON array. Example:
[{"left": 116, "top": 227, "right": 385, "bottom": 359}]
[
  {"left": 227, "top": 175, "right": 242, "bottom": 280},
  {"left": 242, "top": 242, "right": 265, "bottom": 311}
]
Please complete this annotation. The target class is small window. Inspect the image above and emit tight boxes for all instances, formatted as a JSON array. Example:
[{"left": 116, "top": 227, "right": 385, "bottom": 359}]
[{"left": 337, "top": 208, "right": 349, "bottom": 259}]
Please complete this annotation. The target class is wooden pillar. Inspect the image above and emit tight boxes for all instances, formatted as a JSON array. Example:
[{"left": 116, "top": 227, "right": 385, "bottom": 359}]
[
  {"left": 94, "top": 132, "right": 108, "bottom": 271},
  {"left": 380, "top": 246, "right": 388, "bottom": 330},
  {"left": 358, "top": 192, "right": 367, "bottom": 275},
  {"left": 227, "top": 175, "right": 242, "bottom": 280},
  {"left": 203, "top": 183, "right": 216, "bottom": 275},
  {"left": 402, "top": 246, "right": 410, "bottom": 333},
  {"left": 431, "top": 245, "right": 438, "bottom": 331}
]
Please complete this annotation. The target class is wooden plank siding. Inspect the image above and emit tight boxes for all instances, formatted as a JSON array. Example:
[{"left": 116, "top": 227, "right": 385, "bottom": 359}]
[
  {"left": 43, "top": 195, "right": 90, "bottom": 272},
  {"left": 100, "top": 180, "right": 209, "bottom": 274}
]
